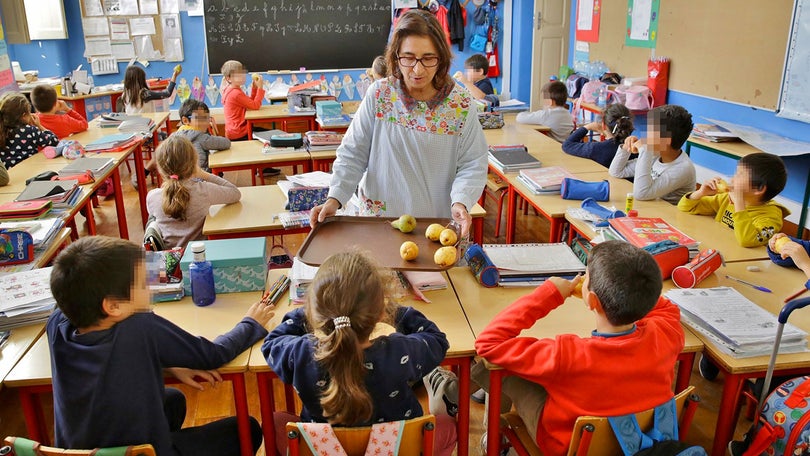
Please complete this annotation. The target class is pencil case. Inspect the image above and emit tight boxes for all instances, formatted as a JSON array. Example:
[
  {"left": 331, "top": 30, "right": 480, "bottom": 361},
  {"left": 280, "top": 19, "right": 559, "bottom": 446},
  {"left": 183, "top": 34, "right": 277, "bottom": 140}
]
[
  {"left": 0, "top": 229, "right": 35, "bottom": 265},
  {"left": 287, "top": 187, "right": 328, "bottom": 212},
  {"left": 464, "top": 243, "right": 500, "bottom": 287},
  {"left": 270, "top": 133, "right": 304, "bottom": 148},
  {"left": 53, "top": 171, "right": 95, "bottom": 185},
  {"left": 642, "top": 240, "right": 691, "bottom": 280},
  {"left": 671, "top": 248, "right": 723, "bottom": 288},
  {"left": 560, "top": 178, "right": 610, "bottom": 202},
  {"left": 580, "top": 197, "right": 625, "bottom": 220}
]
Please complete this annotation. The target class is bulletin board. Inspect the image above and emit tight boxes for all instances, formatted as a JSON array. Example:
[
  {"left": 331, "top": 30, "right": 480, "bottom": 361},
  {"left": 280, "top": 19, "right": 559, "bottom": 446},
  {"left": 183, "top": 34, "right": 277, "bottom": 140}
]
[
  {"left": 79, "top": 0, "right": 184, "bottom": 72},
  {"left": 778, "top": 0, "right": 810, "bottom": 123},
  {"left": 588, "top": 0, "right": 793, "bottom": 110}
]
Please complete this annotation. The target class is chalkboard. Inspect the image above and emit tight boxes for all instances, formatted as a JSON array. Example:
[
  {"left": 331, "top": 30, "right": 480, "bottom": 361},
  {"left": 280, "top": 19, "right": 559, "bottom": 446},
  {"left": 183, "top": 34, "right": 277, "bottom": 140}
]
[
  {"left": 778, "top": 0, "right": 810, "bottom": 124},
  {"left": 203, "top": 0, "right": 392, "bottom": 73}
]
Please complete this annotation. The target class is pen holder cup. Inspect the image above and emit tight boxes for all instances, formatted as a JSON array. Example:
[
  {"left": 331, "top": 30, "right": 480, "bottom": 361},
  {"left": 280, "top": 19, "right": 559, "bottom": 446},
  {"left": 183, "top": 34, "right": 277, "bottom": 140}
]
[
  {"left": 268, "top": 245, "right": 293, "bottom": 270},
  {"left": 672, "top": 250, "right": 723, "bottom": 288}
]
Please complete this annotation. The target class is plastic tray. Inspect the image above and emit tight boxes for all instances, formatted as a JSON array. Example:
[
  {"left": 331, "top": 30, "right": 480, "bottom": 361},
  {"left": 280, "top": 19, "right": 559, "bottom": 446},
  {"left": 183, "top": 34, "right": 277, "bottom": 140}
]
[{"left": 297, "top": 216, "right": 457, "bottom": 271}]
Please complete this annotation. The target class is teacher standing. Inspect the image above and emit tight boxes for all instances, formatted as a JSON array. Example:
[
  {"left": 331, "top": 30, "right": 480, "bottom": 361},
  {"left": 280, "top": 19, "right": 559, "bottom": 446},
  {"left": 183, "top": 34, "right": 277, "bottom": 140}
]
[{"left": 310, "top": 9, "right": 488, "bottom": 237}]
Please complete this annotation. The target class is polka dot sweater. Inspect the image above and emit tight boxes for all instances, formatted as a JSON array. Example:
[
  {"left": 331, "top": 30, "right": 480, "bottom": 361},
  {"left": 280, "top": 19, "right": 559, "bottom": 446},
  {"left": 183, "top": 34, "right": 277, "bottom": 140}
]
[{"left": 1, "top": 124, "right": 58, "bottom": 169}]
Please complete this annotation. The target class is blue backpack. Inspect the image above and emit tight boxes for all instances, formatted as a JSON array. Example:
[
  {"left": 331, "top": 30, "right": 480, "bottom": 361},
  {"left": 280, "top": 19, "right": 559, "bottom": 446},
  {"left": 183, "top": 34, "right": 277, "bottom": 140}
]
[{"left": 608, "top": 398, "right": 708, "bottom": 455}]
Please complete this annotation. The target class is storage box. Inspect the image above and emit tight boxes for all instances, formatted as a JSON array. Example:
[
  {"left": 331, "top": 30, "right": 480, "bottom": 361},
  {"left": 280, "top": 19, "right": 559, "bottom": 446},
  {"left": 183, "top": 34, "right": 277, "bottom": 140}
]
[
  {"left": 179, "top": 238, "right": 267, "bottom": 295},
  {"left": 315, "top": 100, "right": 342, "bottom": 119}
]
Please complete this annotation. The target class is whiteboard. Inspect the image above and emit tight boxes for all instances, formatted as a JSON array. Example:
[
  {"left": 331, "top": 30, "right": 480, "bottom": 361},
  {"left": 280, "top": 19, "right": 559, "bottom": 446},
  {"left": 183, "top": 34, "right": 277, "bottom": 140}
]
[{"left": 778, "top": 0, "right": 810, "bottom": 123}]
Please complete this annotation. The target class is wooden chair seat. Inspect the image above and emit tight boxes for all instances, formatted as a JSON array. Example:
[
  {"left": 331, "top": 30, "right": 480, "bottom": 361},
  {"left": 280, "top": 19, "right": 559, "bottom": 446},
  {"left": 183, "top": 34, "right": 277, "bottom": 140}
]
[{"left": 3, "top": 437, "right": 156, "bottom": 456}]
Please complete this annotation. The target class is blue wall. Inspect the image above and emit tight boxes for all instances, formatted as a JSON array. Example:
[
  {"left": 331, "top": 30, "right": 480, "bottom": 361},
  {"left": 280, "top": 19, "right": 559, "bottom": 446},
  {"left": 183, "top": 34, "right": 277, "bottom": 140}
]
[{"left": 1, "top": 1, "right": 504, "bottom": 109}]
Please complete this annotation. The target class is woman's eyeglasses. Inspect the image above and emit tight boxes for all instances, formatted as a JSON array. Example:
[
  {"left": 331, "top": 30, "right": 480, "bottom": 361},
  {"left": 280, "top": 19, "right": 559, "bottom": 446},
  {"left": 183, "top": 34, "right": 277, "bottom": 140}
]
[{"left": 397, "top": 55, "right": 440, "bottom": 68}]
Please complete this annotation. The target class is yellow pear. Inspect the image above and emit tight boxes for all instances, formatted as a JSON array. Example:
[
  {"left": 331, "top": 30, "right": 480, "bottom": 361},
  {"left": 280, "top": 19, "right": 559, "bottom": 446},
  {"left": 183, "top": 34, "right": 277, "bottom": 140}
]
[
  {"left": 391, "top": 214, "right": 417, "bottom": 233},
  {"left": 715, "top": 179, "right": 729, "bottom": 193},
  {"left": 433, "top": 246, "right": 457, "bottom": 267},
  {"left": 173, "top": 64, "right": 182, "bottom": 73},
  {"left": 773, "top": 236, "right": 791, "bottom": 254},
  {"left": 571, "top": 281, "right": 583, "bottom": 298},
  {"left": 400, "top": 241, "right": 419, "bottom": 261},
  {"left": 439, "top": 228, "right": 458, "bottom": 246},
  {"left": 425, "top": 223, "right": 444, "bottom": 241}
]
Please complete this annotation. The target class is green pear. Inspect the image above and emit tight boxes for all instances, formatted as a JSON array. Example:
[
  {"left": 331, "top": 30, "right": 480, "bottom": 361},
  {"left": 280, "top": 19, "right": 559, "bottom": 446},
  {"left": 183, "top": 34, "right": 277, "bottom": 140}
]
[{"left": 391, "top": 214, "right": 417, "bottom": 233}]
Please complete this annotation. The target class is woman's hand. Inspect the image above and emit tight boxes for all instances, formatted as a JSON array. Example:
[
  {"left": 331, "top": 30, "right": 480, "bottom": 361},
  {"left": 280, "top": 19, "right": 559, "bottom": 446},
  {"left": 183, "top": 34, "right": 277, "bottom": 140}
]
[
  {"left": 451, "top": 202, "right": 472, "bottom": 238},
  {"left": 165, "top": 367, "right": 222, "bottom": 391},
  {"left": 310, "top": 198, "right": 340, "bottom": 228}
]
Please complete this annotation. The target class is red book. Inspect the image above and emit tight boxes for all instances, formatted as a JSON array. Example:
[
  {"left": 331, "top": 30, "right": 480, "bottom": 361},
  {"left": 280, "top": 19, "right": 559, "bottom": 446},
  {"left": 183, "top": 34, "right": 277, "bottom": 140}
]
[
  {"left": 608, "top": 217, "right": 698, "bottom": 249},
  {"left": 0, "top": 200, "right": 53, "bottom": 220},
  {"left": 518, "top": 166, "right": 575, "bottom": 192}
]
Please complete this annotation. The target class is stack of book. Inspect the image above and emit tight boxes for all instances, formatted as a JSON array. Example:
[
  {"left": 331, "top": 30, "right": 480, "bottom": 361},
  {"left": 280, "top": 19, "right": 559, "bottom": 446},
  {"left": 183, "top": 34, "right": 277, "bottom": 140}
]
[
  {"left": 482, "top": 243, "right": 586, "bottom": 287},
  {"left": 487, "top": 145, "right": 541, "bottom": 173},
  {"left": 84, "top": 132, "right": 139, "bottom": 152},
  {"left": 0, "top": 200, "right": 53, "bottom": 221},
  {"left": 608, "top": 216, "right": 700, "bottom": 256},
  {"left": 517, "top": 166, "right": 575, "bottom": 194},
  {"left": 97, "top": 113, "right": 139, "bottom": 128},
  {"left": 0, "top": 217, "right": 64, "bottom": 249},
  {"left": 692, "top": 123, "right": 739, "bottom": 142},
  {"left": 15, "top": 180, "right": 81, "bottom": 209},
  {"left": 315, "top": 114, "right": 352, "bottom": 128},
  {"left": 0, "top": 267, "right": 56, "bottom": 330},
  {"left": 118, "top": 116, "right": 155, "bottom": 133},
  {"left": 665, "top": 287, "right": 807, "bottom": 358},
  {"left": 59, "top": 156, "right": 115, "bottom": 179},
  {"left": 304, "top": 131, "right": 343, "bottom": 151}
]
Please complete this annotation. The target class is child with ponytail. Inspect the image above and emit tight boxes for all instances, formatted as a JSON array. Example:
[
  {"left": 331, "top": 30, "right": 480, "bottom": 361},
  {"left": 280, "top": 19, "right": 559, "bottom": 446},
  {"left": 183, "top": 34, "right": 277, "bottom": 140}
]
[
  {"left": 562, "top": 103, "right": 635, "bottom": 168},
  {"left": 145, "top": 135, "right": 240, "bottom": 249},
  {"left": 121, "top": 65, "right": 181, "bottom": 114},
  {"left": 262, "top": 250, "right": 458, "bottom": 456},
  {"left": 0, "top": 92, "right": 58, "bottom": 169}
]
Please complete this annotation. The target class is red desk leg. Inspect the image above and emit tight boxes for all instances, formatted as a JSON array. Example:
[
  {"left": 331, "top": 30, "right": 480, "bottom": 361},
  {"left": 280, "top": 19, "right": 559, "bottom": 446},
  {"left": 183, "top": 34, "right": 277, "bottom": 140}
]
[
  {"left": 18, "top": 385, "right": 54, "bottom": 445},
  {"left": 133, "top": 144, "right": 149, "bottom": 227},
  {"left": 473, "top": 218, "right": 483, "bottom": 245},
  {"left": 486, "top": 370, "right": 505, "bottom": 456},
  {"left": 256, "top": 372, "right": 278, "bottom": 456},
  {"left": 82, "top": 198, "right": 97, "bottom": 236},
  {"left": 549, "top": 218, "right": 565, "bottom": 243},
  {"left": 247, "top": 121, "right": 254, "bottom": 140},
  {"left": 223, "top": 373, "right": 253, "bottom": 456},
  {"left": 110, "top": 168, "right": 129, "bottom": 239},
  {"left": 442, "top": 357, "right": 470, "bottom": 456},
  {"left": 506, "top": 186, "right": 516, "bottom": 244},
  {"left": 675, "top": 352, "right": 695, "bottom": 394},
  {"left": 711, "top": 371, "right": 747, "bottom": 456}
]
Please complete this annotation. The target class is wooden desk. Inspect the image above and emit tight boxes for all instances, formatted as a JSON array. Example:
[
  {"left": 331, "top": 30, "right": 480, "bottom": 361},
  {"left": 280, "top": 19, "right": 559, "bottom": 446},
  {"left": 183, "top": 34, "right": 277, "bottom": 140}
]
[
  {"left": 663, "top": 260, "right": 810, "bottom": 456},
  {"left": 208, "top": 141, "right": 312, "bottom": 186},
  {"left": 247, "top": 269, "right": 477, "bottom": 455},
  {"left": 203, "top": 185, "right": 487, "bottom": 244},
  {"left": 448, "top": 267, "right": 704, "bottom": 455},
  {"left": 3, "top": 291, "right": 263, "bottom": 456},
  {"left": 0, "top": 324, "right": 45, "bottom": 391},
  {"left": 685, "top": 136, "right": 810, "bottom": 239},
  {"left": 59, "top": 90, "right": 123, "bottom": 121},
  {"left": 245, "top": 105, "right": 316, "bottom": 139}
]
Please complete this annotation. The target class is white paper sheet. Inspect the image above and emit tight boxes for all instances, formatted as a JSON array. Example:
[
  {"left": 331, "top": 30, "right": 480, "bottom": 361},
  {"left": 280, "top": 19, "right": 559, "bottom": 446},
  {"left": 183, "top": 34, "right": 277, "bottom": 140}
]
[
  {"left": 162, "top": 37, "right": 183, "bottom": 61},
  {"left": 111, "top": 41, "right": 136, "bottom": 59},
  {"left": 82, "top": 17, "right": 109, "bottom": 36},
  {"left": 84, "top": 0, "right": 104, "bottom": 16},
  {"left": 109, "top": 18, "right": 130, "bottom": 40},
  {"left": 119, "top": 0, "right": 140, "bottom": 15},
  {"left": 84, "top": 37, "right": 112, "bottom": 57},
  {"left": 139, "top": 0, "right": 158, "bottom": 14},
  {"left": 91, "top": 57, "right": 119, "bottom": 75},
  {"left": 160, "top": 14, "right": 181, "bottom": 38},
  {"left": 129, "top": 17, "right": 156, "bottom": 36},
  {"left": 577, "top": 0, "right": 594, "bottom": 31},
  {"left": 184, "top": 0, "right": 203, "bottom": 16},
  {"left": 134, "top": 35, "right": 160, "bottom": 60},
  {"left": 708, "top": 118, "right": 810, "bottom": 156},
  {"left": 630, "top": 0, "right": 653, "bottom": 40},
  {"left": 160, "top": 0, "right": 179, "bottom": 13}
]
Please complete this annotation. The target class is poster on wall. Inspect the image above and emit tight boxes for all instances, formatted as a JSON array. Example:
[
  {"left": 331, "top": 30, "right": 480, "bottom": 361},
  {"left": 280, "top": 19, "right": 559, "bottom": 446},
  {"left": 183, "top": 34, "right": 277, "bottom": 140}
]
[
  {"left": 625, "top": 0, "right": 660, "bottom": 48},
  {"left": 0, "top": 33, "right": 19, "bottom": 96},
  {"left": 575, "top": 0, "right": 601, "bottom": 42}
]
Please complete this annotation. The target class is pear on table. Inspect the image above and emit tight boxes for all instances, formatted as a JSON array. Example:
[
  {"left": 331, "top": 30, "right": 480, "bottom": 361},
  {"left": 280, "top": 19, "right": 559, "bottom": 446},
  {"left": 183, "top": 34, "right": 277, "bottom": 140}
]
[{"left": 391, "top": 214, "right": 417, "bottom": 233}]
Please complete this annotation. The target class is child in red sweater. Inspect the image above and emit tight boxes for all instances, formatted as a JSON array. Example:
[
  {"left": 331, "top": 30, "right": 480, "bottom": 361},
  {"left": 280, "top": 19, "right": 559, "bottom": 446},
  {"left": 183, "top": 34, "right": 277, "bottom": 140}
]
[
  {"left": 473, "top": 240, "right": 684, "bottom": 455},
  {"left": 32, "top": 84, "right": 88, "bottom": 139}
]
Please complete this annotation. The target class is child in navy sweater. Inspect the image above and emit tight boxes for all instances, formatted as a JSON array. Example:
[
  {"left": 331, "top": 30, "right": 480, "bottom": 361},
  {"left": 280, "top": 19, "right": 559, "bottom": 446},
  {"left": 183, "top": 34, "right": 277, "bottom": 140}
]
[
  {"left": 262, "top": 250, "right": 458, "bottom": 456},
  {"left": 562, "top": 103, "right": 634, "bottom": 168},
  {"left": 47, "top": 236, "right": 274, "bottom": 455}
]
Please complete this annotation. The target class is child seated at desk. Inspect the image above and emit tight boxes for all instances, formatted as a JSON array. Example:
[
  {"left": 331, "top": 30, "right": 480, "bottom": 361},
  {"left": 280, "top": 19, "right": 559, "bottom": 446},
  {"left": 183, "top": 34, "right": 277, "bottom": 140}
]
[
  {"left": 678, "top": 152, "right": 788, "bottom": 247},
  {"left": 173, "top": 99, "right": 230, "bottom": 173},
  {"left": 562, "top": 103, "right": 634, "bottom": 168},
  {"left": 609, "top": 104, "right": 696, "bottom": 204},
  {"left": 47, "top": 236, "right": 273, "bottom": 455},
  {"left": 146, "top": 135, "right": 241, "bottom": 249},
  {"left": 0, "top": 92, "right": 58, "bottom": 169},
  {"left": 262, "top": 250, "right": 458, "bottom": 456},
  {"left": 473, "top": 241, "right": 684, "bottom": 455},
  {"left": 32, "top": 84, "right": 88, "bottom": 139},
  {"left": 515, "top": 81, "right": 573, "bottom": 143},
  {"left": 454, "top": 54, "right": 500, "bottom": 107}
]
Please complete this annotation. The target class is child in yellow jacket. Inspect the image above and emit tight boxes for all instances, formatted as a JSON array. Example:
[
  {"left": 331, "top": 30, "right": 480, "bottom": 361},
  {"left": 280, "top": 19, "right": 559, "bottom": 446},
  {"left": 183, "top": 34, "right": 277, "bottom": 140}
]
[{"left": 677, "top": 152, "right": 788, "bottom": 247}]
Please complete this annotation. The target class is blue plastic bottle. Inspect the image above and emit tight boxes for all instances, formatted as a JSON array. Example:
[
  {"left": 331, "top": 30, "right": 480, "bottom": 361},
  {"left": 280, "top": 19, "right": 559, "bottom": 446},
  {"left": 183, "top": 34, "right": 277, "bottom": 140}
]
[{"left": 189, "top": 242, "right": 216, "bottom": 306}]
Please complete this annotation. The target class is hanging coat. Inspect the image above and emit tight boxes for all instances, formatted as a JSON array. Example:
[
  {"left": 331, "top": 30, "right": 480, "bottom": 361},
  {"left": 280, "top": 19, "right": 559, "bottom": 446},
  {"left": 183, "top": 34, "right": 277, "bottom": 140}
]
[{"left": 448, "top": 0, "right": 466, "bottom": 51}]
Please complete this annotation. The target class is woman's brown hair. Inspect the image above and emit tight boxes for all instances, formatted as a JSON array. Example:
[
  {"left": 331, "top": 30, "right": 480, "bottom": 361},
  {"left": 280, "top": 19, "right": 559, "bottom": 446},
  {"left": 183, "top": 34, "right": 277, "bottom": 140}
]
[
  {"left": 304, "top": 250, "right": 395, "bottom": 425},
  {"left": 386, "top": 9, "right": 453, "bottom": 92},
  {"left": 155, "top": 135, "right": 198, "bottom": 221},
  {"left": 0, "top": 92, "right": 31, "bottom": 149},
  {"left": 122, "top": 65, "right": 148, "bottom": 109}
]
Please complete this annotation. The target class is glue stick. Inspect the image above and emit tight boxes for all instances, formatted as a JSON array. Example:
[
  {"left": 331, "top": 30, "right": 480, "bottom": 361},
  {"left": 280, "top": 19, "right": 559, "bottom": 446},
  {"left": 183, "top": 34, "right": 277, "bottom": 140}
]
[{"left": 625, "top": 192, "right": 634, "bottom": 214}]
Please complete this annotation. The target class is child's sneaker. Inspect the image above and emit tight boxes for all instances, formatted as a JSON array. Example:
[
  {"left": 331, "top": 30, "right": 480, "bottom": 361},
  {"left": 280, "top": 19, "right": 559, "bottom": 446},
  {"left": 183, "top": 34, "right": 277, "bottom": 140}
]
[
  {"left": 423, "top": 367, "right": 459, "bottom": 417},
  {"left": 699, "top": 354, "right": 720, "bottom": 381},
  {"left": 471, "top": 388, "right": 487, "bottom": 404}
]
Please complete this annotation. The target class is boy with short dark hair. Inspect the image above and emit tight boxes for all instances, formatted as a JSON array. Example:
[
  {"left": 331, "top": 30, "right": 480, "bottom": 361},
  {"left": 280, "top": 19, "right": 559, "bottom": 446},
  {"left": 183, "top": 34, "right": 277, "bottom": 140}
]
[
  {"left": 455, "top": 54, "right": 499, "bottom": 106},
  {"left": 174, "top": 99, "right": 231, "bottom": 172},
  {"left": 609, "top": 104, "right": 696, "bottom": 204},
  {"left": 678, "top": 152, "right": 789, "bottom": 247},
  {"left": 473, "top": 241, "right": 684, "bottom": 455},
  {"left": 515, "top": 81, "right": 574, "bottom": 143},
  {"left": 32, "top": 84, "right": 88, "bottom": 139},
  {"left": 47, "top": 236, "right": 273, "bottom": 455}
]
